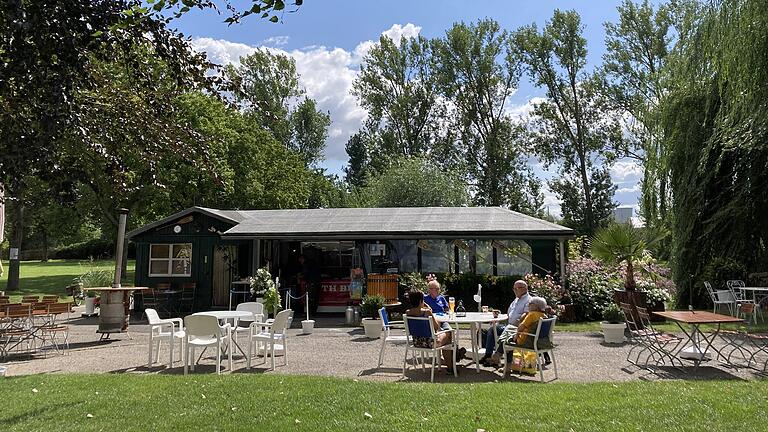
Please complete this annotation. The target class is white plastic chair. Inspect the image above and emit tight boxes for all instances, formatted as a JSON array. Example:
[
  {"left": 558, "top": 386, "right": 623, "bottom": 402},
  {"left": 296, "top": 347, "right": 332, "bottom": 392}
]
[
  {"left": 146, "top": 308, "right": 185, "bottom": 368},
  {"left": 705, "top": 281, "right": 735, "bottom": 315},
  {"left": 403, "top": 315, "right": 457, "bottom": 382},
  {"left": 502, "top": 317, "right": 558, "bottom": 382},
  {"left": 247, "top": 309, "right": 292, "bottom": 371},
  {"left": 234, "top": 302, "right": 266, "bottom": 349},
  {"left": 184, "top": 314, "right": 232, "bottom": 375},
  {"left": 377, "top": 307, "right": 408, "bottom": 368}
]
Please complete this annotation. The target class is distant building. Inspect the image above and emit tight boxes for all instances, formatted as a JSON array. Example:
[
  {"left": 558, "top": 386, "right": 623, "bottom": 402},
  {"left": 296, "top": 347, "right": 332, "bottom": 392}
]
[{"left": 612, "top": 207, "right": 633, "bottom": 224}]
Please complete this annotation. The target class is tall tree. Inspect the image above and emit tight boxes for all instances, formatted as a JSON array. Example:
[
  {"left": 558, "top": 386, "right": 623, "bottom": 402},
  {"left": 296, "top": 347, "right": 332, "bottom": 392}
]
[
  {"left": 354, "top": 156, "right": 468, "bottom": 208},
  {"left": 603, "top": 0, "right": 674, "bottom": 231},
  {"left": 662, "top": 0, "right": 768, "bottom": 305},
  {"left": 0, "top": 0, "right": 212, "bottom": 290},
  {"left": 514, "top": 10, "right": 623, "bottom": 235},
  {"left": 289, "top": 98, "right": 331, "bottom": 167},
  {"left": 353, "top": 34, "right": 444, "bottom": 162},
  {"left": 225, "top": 49, "right": 329, "bottom": 166},
  {"left": 344, "top": 132, "right": 372, "bottom": 188},
  {"left": 433, "top": 19, "right": 542, "bottom": 211}
]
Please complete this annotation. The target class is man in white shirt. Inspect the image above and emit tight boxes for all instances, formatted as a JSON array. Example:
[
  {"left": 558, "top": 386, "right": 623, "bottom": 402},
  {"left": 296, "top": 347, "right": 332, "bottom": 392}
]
[{"left": 480, "top": 280, "right": 529, "bottom": 365}]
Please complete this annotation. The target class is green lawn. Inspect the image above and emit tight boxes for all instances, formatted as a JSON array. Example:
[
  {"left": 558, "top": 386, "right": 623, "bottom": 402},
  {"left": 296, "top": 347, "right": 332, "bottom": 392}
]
[
  {"left": 0, "top": 374, "right": 765, "bottom": 431},
  {"left": 0, "top": 259, "right": 135, "bottom": 302}
]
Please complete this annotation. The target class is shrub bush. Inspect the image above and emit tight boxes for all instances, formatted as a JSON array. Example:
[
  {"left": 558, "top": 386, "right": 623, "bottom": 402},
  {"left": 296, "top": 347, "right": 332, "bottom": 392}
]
[
  {"left": 54, "top": 238, "right": 136, "bottom": 260},
  {"left": 566, "top": 257, "right": 620, "bottom": 321}
]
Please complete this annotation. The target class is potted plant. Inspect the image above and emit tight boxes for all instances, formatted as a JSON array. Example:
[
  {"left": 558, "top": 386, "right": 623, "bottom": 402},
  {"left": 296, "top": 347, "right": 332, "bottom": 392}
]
[
  {"left": 75, "top": 262, "right": 112, "bottom": 317},
  {"left": 360, "top": 294, "right": 385, "bottom": 339},
  {"left": 600, "top": 303, "right": 626, "bottom": 344},
  {"left": 249, "top": 267, "right": 274, "bottom": 302}
]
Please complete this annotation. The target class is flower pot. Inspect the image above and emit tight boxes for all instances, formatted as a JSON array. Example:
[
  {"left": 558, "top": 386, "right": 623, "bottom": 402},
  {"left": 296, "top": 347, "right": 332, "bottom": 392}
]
[
  {"left": 601, "top": 322, "right": 626, "bottom": 344},
  {"left": 362, "top": 318, "right": 382, "bottom": 339},
  {"left": 301, "top": 319, "right": 315, "bottom": 334},
  {"left": 84, "top": 297, "right": 97, "bottom": 316}
]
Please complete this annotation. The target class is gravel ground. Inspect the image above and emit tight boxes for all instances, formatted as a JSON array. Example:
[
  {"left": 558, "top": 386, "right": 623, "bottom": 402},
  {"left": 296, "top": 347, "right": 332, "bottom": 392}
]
[{"left": 2, "top": 308, "right": 766, "bottom": 383}]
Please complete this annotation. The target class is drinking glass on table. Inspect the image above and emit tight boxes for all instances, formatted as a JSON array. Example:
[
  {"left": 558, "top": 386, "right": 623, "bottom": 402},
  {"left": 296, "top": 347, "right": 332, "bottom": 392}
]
[
  {"left": 448, "top": 297, "right": 456, "bottom": 315},
  {"left": 482, "top": 305, "right": 489, "bottom": 313}
]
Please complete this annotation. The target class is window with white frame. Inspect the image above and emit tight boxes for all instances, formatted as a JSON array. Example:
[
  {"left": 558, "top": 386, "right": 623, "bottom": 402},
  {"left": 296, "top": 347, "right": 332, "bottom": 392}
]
[{"left": 149, "top": 243, "right": 192, "bottom": 277}]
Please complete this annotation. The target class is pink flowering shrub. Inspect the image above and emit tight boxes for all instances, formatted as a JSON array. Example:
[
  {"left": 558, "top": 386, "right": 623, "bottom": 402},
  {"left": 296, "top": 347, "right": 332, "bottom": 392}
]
[{"left": 523, "top": 273, "right": 564, "bottom": 308}]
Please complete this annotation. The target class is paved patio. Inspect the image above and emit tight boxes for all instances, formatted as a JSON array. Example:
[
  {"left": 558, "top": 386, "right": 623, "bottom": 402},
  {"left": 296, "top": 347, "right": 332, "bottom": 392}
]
[{"left": 2, "top": 308, "right": 766, "bottom": 382}]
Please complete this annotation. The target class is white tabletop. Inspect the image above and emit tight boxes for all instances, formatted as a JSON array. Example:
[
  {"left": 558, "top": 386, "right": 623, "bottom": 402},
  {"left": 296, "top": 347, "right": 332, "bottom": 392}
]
[
  {"left": 193, "top": 310, "right": 253, "bottom": 320},
  {"left": 434, "top": 312, "right": 508, "bottom": 324}
]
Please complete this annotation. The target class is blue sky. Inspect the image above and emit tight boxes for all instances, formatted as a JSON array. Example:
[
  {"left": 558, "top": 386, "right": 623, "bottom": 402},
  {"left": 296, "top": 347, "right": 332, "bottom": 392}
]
[{"left": 174, "top": 0, "right": 644, "bottom": 217}]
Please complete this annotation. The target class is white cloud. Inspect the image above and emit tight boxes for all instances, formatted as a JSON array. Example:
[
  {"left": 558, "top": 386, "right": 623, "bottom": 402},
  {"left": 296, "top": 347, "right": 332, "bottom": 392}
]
[
  {"left": 616, "top": 183, "right": 641, "bottom": 194},
  {"left": 506, "top": 96, "right": 545, "bottom": 123},
  {"left": 193, "top": 37, "right": 256, "bottom": 66},
  {"left": 382, "top": 23, "right": 422, "bottom": 41},
  {"left": 191, "top": 23, "right": 424, "bottom": 168},
  {"left": 353, "top": 23, "right": 422, "bottom": 64},
  {"left": 610, "top": 160, "right": 643, "bottom": 181},
  {"left": 262, "top": 35, "right": 290, "bottom": 47}
]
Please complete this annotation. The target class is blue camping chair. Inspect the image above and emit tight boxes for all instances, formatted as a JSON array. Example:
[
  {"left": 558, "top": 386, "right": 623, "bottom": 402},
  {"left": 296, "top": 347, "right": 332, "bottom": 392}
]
[
  {"left": 377, "top": 307, "right": 408, "bottom": 368},
  {"left": 502, "top": 316, "right": 558, "bottom": 382},
  {"left": 403, "top": 315, "right": 457, "bottom": 382}
]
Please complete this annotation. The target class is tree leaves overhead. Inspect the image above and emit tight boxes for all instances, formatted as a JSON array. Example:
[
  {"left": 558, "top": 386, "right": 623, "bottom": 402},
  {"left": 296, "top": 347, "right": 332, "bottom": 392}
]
[
  {"left": 514, "top": 10, "right": 623, "bottom": 235},
  {"left": 660, "top": 0, "right": 768, "bottom": 305},
  {"left": 225, "top": 49, "right": 329, "bottom": 167}
]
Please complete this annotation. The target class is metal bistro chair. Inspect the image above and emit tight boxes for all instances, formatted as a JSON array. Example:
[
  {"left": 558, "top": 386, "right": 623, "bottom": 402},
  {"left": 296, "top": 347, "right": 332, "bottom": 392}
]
[
  {"left": 705, "top": 281, "right": 735, "bottom": 316},
  {"left": 180, "top": 282, "right": 197, "bottom": 315},
  {"left": 621, "top": 302, "right": 658, "bottom": 369},
  {"left": 38, "top": 302, "right": 72, "bottom": 356},
  {"left": 636, "top": 307, "right": 685, "bottom": 371},
  {"left": 377, "top": 307, "right": 408, "bottom": 368},
  {"left": 717, "top": 303, "right": 757, "bottom": 368},
  {"left": 142, "top": 289, "right": 160, "bottom": 319},
  {"left": 1, "top": 303, "right": 33, "bottom": 359},
  {"left": 403, "top": 315, "right": 457, "bottom": 383},
  {"left": 502, "top": 317, "right": 558, "bottom": 382},
  {"left": 728, "top": 280, "right": 761, "bottom": 322}
]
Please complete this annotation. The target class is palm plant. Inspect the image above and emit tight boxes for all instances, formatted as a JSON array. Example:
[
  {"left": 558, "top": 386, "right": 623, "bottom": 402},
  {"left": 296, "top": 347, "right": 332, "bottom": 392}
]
[{"left": 590, "top": 223, "right": 663, "bottom": 291}]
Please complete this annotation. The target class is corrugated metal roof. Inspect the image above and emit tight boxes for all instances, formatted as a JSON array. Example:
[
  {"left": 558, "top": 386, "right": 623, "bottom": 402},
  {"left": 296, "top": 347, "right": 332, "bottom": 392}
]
[{"left": 221, "top": 207, "right": 573, "bottom": 239}]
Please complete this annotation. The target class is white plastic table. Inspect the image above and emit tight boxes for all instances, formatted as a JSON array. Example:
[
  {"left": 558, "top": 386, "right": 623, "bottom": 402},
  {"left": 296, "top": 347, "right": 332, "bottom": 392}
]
[
  {"left": 435, "top": 312, "right": 508, "bottom": 373},
  {"left": 193, "top": 310, "right": 254, "bottom": 357}
]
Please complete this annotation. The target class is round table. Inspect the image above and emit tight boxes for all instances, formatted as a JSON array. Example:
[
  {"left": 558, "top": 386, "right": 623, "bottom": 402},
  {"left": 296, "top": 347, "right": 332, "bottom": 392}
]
[
  {"left": 193, "top": 310, "right": 256, "bottom": 358},
  {"left": 435, "top": 312, "right": 508, "bottom": 373}
]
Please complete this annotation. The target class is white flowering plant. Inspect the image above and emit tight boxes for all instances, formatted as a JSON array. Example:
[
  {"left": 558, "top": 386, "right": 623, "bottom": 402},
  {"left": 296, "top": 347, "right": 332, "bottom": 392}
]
[{"left": 249, "top": 267, "right": 275, "bottom": 297}]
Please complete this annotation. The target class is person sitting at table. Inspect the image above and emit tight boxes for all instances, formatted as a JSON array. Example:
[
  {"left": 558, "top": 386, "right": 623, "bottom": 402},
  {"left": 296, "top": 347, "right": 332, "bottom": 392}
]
[
  {"left": 487, "top": 296, "right": 548, "bottom": 366},
  {"left": 423, "top": 275, "right": 449, "bottom": 314},
  {"left": 405, "top": 289, "right": 457, "bottom": 371},
  {"left": 480, "top": 280, "right": 530, "bottom": 366}
]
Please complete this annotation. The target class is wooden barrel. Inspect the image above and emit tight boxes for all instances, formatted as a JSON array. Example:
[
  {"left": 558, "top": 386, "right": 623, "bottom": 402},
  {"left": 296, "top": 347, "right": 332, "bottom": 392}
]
[{"left": 366, "top": 274, "right": 399, "bottom": 304}]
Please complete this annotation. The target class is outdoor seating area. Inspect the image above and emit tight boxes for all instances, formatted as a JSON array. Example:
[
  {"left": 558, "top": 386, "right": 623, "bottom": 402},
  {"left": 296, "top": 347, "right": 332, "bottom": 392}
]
[
  {"left": 0, "top": 296, "right": 73, "bottom": 359},
  {"left": 1, "top": 302, "right": 767, "bottom": 384}
]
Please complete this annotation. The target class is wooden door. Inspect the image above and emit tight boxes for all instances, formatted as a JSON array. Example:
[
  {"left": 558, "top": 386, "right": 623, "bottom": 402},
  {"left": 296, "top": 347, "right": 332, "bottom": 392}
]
[{"left": 212, "top": 245, "right": 237, "bottom": 307}]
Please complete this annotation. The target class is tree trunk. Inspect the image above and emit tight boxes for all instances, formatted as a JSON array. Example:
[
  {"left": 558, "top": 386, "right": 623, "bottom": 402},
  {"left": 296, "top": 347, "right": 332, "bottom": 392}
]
[
  {"left": 7, "top": 201, "right": 25, "bottom": 291},
  {"left": 41, "top": 228, "right": 49, "bottom": 262},
  {"left": 625, "top": 259, "right": 636, "bottom": 291}
]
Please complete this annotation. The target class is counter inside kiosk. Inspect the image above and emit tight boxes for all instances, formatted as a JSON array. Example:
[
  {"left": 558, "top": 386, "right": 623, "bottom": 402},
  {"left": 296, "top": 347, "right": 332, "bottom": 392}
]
[{"left": 300, "top": 241, "right": 363, "bottom": 312}]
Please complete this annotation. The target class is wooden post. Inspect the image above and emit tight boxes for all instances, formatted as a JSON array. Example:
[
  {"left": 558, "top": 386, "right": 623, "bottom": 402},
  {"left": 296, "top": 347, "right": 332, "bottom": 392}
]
[{"left": 559, "top": 238, "right": 567, "bottom": 285}]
